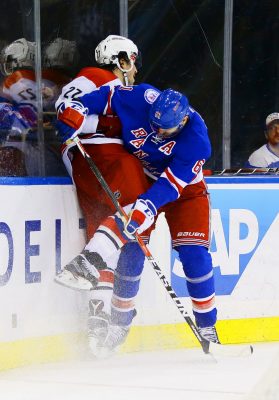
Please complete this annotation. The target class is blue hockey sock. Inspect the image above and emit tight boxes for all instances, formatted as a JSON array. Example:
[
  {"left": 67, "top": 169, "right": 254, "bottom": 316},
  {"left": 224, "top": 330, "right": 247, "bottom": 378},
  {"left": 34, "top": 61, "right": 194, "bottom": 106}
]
[{"left": 111, "top": 242, "right": 144, "bottom": 326}]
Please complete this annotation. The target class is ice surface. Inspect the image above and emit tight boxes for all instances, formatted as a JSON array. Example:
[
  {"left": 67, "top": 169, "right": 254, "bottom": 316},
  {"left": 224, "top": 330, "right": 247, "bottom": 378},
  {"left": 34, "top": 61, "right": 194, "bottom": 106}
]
[{"left": 0, "top": 342, "right": 279, "bottom": 400}]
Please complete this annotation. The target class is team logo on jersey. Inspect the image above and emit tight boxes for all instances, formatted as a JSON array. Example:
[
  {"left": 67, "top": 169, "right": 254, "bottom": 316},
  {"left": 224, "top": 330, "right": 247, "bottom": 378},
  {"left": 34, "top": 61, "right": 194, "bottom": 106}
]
[
  {"left": 134, "top": 149, "right": 148, "bottom": 159},
  {"left": 131, "top": 128, "right": 148, "bottom": 138},
  {"left": 158, "top": 141, "right": 176, "bottom": 155},
  {"left": 144, "top": 89, "right": 160, "bottom": 104},
  {"left": 130, "top": 138, "right": 145, "bottom": 149}
]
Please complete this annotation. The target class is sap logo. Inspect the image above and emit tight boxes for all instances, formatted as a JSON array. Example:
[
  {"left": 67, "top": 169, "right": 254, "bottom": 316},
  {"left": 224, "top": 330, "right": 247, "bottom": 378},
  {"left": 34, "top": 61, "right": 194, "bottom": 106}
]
[
  {"left": 171, "top": 208, "right": 270, "bottom": 296},
  {"left": 210, "top": 209, "right": 258, "bottom": 275}
]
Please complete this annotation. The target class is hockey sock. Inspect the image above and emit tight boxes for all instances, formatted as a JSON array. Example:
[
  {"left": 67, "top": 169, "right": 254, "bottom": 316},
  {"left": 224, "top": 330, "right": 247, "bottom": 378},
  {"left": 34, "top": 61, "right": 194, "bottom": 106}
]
[
  {"left": 111, "top": 242, "right": 145, "bottom": 326},
  {"left": 176, "top": 245, "right": 217, "bottom": 328}
]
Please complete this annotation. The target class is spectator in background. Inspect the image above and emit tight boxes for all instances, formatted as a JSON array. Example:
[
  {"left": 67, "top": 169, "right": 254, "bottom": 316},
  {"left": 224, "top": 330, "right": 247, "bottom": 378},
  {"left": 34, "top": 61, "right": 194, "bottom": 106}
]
[{"left": 246, "top": 113, "right": 279, "bottom": 168}]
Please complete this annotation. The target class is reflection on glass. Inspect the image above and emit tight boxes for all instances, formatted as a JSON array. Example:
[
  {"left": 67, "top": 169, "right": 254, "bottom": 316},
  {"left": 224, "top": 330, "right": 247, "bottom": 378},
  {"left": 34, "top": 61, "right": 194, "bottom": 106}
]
[{"left": 0, "top": 38, "right": 36, "bottom": 176}]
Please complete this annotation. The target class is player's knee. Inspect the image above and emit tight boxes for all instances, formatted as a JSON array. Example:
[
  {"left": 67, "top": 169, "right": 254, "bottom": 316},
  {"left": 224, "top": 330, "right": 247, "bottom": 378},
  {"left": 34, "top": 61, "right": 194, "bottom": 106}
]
[
  {"left": 177, "top": 245, "right": 212, "bottom": 279},
  {"left": 116, "top": 242, "right": 145, "bottom": 277},
  {"left": 114, "top": 243, "right": 144, "bottom": 300}
]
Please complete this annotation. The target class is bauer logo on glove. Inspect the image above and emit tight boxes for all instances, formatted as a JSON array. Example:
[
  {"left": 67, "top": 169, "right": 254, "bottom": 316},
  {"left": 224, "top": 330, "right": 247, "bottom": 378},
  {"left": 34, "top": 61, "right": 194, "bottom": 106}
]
[{"left": 125, "top": 198, "right": 157, "bottom": 235}]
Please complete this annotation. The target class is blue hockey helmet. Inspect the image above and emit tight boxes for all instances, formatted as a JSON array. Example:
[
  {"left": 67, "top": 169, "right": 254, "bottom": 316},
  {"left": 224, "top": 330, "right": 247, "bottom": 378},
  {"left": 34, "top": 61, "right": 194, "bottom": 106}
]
[{"left": 149, "top": 88, "right": 190, "bottom": 136}]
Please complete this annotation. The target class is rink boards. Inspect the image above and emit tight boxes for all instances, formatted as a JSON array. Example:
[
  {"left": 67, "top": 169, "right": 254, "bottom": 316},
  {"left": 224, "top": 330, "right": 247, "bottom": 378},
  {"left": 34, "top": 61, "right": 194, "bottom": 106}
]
[{"left": 0, "top": 176, "right": 278, "bottom": 369}]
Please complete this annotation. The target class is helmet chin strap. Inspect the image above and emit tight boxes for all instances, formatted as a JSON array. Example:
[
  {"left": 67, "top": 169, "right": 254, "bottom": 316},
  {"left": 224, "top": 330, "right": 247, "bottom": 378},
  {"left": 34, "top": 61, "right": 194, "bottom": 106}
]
[
  {"left": 122, "top": 71, "right": 128, "bottom": 86},
  {"left": 116, "top": 60, "right": 134, "bottom": 86}
]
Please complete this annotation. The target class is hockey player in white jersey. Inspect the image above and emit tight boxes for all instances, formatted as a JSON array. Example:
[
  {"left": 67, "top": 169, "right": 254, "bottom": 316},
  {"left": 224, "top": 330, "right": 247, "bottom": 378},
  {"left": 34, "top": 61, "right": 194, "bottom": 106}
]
[
  {"left": 0, "top": 38, "right": 36, "bottom": 175},
  {"left": 0, "top": 38, "right": 37, "bottom": 128},
  {"left": 54, "top": 35, "right": 148, "bottom": 356}
]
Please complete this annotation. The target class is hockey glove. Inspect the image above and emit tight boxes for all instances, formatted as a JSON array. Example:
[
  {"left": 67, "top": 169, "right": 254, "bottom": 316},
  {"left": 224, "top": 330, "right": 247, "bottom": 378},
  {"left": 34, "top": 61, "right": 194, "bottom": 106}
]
[
  {"left": 56, "top": 100, "right": 88, "bottom": 143},
  {"left": 125, "top": 198, "right": 157, "bottom": 236}
]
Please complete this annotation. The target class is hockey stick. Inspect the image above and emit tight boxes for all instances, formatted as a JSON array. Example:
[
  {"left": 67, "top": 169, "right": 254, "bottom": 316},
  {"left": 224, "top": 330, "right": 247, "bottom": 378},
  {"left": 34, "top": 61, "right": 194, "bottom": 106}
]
[
  {"left": 213, "top": 167, "right": 279, "bottom": 175},
  {"left": 72, "top": 137, "right": 210, "bottom": 354}
]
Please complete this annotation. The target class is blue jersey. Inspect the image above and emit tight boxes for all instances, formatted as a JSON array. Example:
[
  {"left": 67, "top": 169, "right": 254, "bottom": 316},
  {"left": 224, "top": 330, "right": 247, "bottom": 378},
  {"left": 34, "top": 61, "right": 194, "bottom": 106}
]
[
  {"left": 80, "top": 83, "right": 211, "bottom": 210},
  {"left": 0, "top": 98, "right": 30, "bottom": 138}
]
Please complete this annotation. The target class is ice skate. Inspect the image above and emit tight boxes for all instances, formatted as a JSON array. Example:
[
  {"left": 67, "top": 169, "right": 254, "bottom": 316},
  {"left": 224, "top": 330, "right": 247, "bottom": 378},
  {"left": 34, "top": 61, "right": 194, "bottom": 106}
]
[
  {"left": 198, "top": 325, "right": 220, "bottom": 344},
  {"left": 197, "top": 325, "right": 220, "bottom": 354},
  {"left": 97, "top": 324, "right": 130, "bottom": 358},
  {"left": 88, "top": 299, "right": 110, "bottom": 356},
  {"left": 54, "top": 250, "right": 106, "bottom": 291}
]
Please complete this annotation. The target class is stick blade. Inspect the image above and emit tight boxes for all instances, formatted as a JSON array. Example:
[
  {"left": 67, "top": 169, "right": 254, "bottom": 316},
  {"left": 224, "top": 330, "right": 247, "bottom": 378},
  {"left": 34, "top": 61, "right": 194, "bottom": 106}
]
[{"left": 208, "top": 342, "right": 254, "bottom": 357}]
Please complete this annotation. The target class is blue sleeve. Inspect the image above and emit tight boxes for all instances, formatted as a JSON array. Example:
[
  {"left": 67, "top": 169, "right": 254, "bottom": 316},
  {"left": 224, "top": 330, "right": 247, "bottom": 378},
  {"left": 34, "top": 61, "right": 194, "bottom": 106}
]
[
  {"left": 140, "top": 116, "right": 211, "bottom": 210},
  {"left": 140, "top": 151, "right": 209, "bottom": 210},
  {"left": 140, "top": 178, "right": 178, "bottom": 208},
  {"left": 79, "top": 86, "right": 113, "bottom": 115}
]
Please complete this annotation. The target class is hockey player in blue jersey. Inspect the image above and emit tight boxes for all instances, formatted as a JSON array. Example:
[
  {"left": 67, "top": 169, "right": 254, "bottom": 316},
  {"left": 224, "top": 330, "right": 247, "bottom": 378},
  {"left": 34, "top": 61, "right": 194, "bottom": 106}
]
[{"left": 56, "top": 84, "right": 219, "bottom": 355}]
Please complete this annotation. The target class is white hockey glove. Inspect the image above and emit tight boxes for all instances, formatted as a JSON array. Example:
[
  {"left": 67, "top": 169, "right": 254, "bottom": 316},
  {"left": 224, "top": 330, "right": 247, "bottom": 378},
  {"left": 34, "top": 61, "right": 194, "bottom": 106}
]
[{"left": 124, "top": 198, "right": 157, "bottom": 236}]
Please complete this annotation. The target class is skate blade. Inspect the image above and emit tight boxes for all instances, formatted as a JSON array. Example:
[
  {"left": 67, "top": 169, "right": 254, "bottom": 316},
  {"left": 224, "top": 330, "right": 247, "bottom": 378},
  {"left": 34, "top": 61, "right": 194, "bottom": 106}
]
[{"left": 54, "top": 269, "right": 92, "bottom": 291}]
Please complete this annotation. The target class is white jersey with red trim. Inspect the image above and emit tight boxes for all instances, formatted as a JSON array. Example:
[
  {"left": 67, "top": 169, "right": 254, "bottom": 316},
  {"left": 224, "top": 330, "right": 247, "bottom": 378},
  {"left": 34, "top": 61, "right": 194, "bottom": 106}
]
[
  {"left": 2, "top": 68, "right": 72, "bottom": 125},
  {"left": 55, "top": 67, "right": 124, "bottom": 177},
  {"left": 2, "top": 70, "right": 36, "bottom": 105},
  {"left": 2, "top": 70, "right": 37, "bottom": 127},
  {"left": 56, "top": 67, "right": 123, "bottom": 136}
]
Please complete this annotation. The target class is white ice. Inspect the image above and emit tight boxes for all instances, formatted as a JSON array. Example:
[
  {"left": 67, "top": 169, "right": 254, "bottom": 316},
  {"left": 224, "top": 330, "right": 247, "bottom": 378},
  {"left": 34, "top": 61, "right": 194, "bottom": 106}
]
[{"left": 0, "top": 342, "right": 279, "bottom": 400}]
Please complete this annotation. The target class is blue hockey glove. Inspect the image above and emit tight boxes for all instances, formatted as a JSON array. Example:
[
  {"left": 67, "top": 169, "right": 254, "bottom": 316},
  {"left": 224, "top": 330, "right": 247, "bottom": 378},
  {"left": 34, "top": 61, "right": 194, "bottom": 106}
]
[
  {"left": 125, "top": 198, "right": 157, "bottom": 235},
  {"left": 56, "top": 119, "right": 77, "bottom": 143}
]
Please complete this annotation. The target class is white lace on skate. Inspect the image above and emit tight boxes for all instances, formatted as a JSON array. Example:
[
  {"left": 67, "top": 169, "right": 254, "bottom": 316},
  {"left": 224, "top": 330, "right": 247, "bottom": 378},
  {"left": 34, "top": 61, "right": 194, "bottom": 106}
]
[
  {"left": 88, "top": 300, "right": 110, "bottom": 356},
  {"left": 54, "top": 252, "right": 100, "bottom": 291},
  {"left": 198, "top": 325, "right": 220, "bottom": 344}
]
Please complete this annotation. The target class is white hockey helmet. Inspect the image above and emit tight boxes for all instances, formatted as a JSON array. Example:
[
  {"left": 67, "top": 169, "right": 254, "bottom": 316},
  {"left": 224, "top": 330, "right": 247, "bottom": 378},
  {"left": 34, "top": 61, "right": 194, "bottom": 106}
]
[
  {"left": 0, "top": 38, "right": 35, "bottom": 76},
  {"left": 43, "top": 38, "right": 77, "bottom": 69},
  {"left": 95, "top": 35, "right": 139, "bottom": 72}
]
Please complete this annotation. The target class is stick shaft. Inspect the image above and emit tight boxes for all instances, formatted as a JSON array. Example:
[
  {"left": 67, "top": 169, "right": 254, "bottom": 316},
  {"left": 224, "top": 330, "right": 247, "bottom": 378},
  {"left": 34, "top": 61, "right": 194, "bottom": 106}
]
[{"left": 73, "top": 137, "right": 207, "bottom": 350}]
